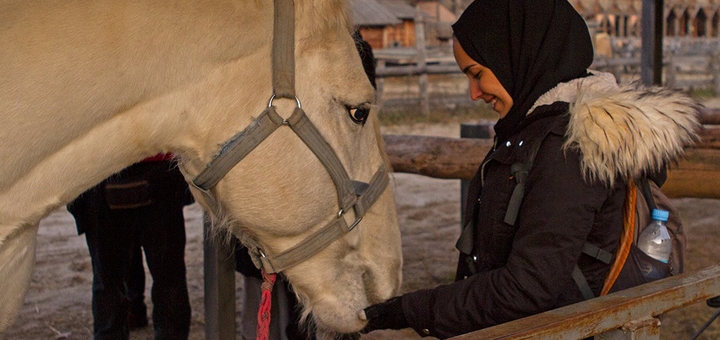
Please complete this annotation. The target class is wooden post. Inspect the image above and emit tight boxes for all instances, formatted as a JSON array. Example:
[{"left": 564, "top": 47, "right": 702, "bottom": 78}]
[
  {"left": 203, "top": 216, "right": 236, "bottom": 340},
  {"left": 376, "top": 59, "right": 386, "bottom": 107},
  {"left": 641, "top": 0, "right": 664, "bottom": 86},
  {"left": 665, "top": 53, "right": 676, "bottom": 88},
  {"left": 414, "top": 5, "right": 429, "bottom": 115},
  {"left": 712, "top": 52, "right": 720, "bottom": 96},
  {"left": 459, "top": 124, "right": 493, "bottom": 224}
]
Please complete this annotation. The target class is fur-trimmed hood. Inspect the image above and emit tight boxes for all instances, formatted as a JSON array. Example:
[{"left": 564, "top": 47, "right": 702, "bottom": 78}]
[{"left": 529, "top": 71, "right": 701, "bottom": 185}]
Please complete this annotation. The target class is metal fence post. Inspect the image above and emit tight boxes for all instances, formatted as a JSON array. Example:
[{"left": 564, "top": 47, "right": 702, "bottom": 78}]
[
  {"left": 415, "top": 6, "right": 429, "bottom": 115},
  {"left": 203, "top": 215, "right": 237, "bottom": 340},
  {"left": 460, "top": 123, "right": 493, "bottom": 224},
  {"left": 641, "top": 0, "right": 664, "bottom": 86}
]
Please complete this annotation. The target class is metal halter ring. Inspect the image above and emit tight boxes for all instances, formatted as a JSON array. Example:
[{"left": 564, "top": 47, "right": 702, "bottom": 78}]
[{"left": 267, "top": 94, "right": 302, "bottom": 109}]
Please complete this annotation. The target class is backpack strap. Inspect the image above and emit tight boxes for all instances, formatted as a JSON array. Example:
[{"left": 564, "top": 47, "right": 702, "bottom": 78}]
[
  {"left": 582, "top": 243, "right": 613, "bottom": 264},
  {"left": 504, "top": 162, "right": 533, "bottom": 225},
  {"left": 504, "top": 134, "right": 545, "bottom": 226},
  {"left": 499, "top": 129, "right": 631, "bottom": 300},
  {"left": 572, "top": 265, "right": 596, "bottom": 300},
  {"left": 573, "top": 178, "right": 640, "bottom": 299},
  {"left": 599, "top": 178, "right": 639, "bottom": 296},
  {"left": 572, "top": 243, "right": 615, "bottom": 300},
  {"left": 638, "top": 175, "right": 657, "bottom": 211}
]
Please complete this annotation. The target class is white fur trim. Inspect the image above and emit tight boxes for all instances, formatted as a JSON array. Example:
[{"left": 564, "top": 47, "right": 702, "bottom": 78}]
[
  {"left": 528, "top": 71, "right": 618, "bottom": 115},
  {"left": 563, "top": 77, "right": 701, "bottom": 185}
]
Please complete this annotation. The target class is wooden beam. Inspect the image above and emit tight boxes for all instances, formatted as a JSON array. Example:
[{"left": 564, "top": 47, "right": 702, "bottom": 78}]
[
  {"left": 664, "top": 147, "right": 720, "bottom": 198},
  {"left": 699, "top": 108, "right": 720, "bottom": 125},
  {"left": 383, "top": 134, "right": 490, "bottom": 179},
  {"left": 449, "top": 265, "right": 720, "bottom": 340}
]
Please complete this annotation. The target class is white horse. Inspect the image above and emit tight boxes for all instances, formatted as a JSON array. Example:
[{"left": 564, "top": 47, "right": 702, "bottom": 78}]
[{"left": 0, "top": 0, "right": 402, "bottom": 336}]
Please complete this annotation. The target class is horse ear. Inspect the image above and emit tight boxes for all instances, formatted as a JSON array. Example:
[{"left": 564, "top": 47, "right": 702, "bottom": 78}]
[{"left": 353, "top": 30, "right": 377, "bottom": 89}]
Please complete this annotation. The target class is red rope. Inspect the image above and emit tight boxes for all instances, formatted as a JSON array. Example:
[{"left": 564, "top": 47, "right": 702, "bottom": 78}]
[{"left": 256, "top": 270, "right": 277, "bottom": 340}]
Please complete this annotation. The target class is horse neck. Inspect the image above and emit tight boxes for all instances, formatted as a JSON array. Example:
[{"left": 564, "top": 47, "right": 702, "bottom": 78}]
[
  {"left": 0, "top": 0, "right": 348, "bottom": 228},
  {"left": 0, "top": 2, "right": 274, "bottom": 227}
]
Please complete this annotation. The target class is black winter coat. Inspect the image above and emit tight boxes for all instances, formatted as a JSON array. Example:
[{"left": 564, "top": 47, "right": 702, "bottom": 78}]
[
  {"left": 399, "top": 72, "right": 700, "bottom": 338},
  {"left": 401, "top": 104, "right": 625, "bottom": 338}
]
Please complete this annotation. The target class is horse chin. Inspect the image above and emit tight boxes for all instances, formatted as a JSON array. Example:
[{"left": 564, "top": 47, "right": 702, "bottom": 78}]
[
  {"left": 290, "top": 267, "right": 369, "bottom": 334},
  {"left": 310, "top": 297, "right": 367, "bottom": 334}
]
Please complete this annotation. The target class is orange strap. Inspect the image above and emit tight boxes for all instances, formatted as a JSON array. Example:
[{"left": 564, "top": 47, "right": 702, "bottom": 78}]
[{"left": 600, "top": 179, "right": 637, "bottom": 296}]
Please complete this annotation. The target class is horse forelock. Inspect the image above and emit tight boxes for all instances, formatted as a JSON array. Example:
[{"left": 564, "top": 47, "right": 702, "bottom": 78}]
[{"left": 296, "top": 0, "right": 353, "bottom": 48}]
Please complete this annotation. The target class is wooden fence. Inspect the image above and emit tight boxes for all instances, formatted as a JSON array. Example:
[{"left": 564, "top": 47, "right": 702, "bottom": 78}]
[
  {"left": 374, "top": 51, "right": 720, "bottom": 113},
  {"left": 380, "top": 108, "right": 720, "bottom": 339},
  {"left": 451, "top": 265, "right": 720, "bottom": 340}
]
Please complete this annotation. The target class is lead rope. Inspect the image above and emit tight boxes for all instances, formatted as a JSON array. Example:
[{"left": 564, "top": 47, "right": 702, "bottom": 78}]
[{"left": 257, "top": 269, "right": 277, "bottom": 340}]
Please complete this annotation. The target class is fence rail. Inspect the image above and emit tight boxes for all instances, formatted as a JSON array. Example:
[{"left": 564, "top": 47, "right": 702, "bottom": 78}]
[{"left": 450, "top": 265, "right": 720, "bottom": 340}]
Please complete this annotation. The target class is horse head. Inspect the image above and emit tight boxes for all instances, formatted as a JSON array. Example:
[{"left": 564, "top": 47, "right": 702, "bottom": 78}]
[{"left": 176, "top": 0, "right": 403, "bottom": 334}]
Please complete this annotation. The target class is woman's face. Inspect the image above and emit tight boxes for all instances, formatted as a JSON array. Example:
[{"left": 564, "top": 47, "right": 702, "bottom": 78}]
[{"left": 453, "top": 38, "right": 513, "bottom": 118}]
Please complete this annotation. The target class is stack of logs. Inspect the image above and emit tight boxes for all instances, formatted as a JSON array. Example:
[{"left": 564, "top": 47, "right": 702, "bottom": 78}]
[{"left": 383, "top": 108, "right": 720, "bottom": 199}]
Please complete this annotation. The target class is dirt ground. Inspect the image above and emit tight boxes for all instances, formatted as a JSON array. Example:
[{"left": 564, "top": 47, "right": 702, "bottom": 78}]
[{"left": 3, "top": 122, "right": 720, "bottom": 340}]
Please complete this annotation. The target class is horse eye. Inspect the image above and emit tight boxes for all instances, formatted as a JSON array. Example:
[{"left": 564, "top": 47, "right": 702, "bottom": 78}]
[{"left": 346, "top": 105, "right": 370, "bottom": 125}]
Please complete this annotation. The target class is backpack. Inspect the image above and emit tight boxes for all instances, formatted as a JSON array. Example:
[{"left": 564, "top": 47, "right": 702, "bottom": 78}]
[
  {"left": 506, "top": 158, "right": 686, "bottom": 300},
  {"left": 592, "top": 176, "right": 686, "bottom": 297}
]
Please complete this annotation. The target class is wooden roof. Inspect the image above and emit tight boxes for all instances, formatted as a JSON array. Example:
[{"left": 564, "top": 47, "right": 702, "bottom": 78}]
[
  {"left": 349, "top": 0, "right": 402, "bottom": 26},
  {"left": 379, "top": 0, "right": 417, "bottom": 20}
]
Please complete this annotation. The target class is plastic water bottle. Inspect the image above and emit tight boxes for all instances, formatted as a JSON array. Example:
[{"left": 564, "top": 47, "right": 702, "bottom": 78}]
[{"left": 637, "top": 209, "right": 672, "bottom": 263}]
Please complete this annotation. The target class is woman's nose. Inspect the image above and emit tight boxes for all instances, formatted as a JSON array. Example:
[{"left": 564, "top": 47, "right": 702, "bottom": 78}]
[{"left": 469, "top": 81, "right": 483, "bottom": 101}]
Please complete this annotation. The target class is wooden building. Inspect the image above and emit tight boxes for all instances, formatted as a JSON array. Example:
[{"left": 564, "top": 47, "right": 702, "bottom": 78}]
[
  {"left": 350, "top": 0, "right": 456, "bottom": 50},
  {"left": 349, "top": 0, "right": 410, "bottom": 49},
  {"left": 572, "top": 0, "right": 720, "bottom": 38}
]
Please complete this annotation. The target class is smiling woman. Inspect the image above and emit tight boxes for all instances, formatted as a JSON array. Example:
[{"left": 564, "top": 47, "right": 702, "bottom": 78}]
[
  {"left": 360, "top": 0, "right": 700, "bottom": 338},
  {"left": 452, "top": 39, "right": 514, "bottom": 118}
]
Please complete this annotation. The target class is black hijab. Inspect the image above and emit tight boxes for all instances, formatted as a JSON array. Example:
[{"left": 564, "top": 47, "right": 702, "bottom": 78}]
[{"left": 452, "top": 0, "right": 594, "bottom": 143}]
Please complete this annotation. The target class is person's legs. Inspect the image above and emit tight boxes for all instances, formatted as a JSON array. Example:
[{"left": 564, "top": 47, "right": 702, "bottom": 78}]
[
  {"left": 141, "top": 163, "right": 191, "bottom": 340},
  {"left": 141, "top": 205, "right": 190, "bottom": 339},
  {"left": 127, "top": 245, "right": 148, "bottom": 330},
  {"left": 84, "top": 209, "right": 137, "bottom": 340}
]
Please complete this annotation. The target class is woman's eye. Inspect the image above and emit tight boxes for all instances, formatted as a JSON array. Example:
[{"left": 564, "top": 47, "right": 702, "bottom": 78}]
[{"left": 346, "top": 105, "right": 370, "bottom": 125}]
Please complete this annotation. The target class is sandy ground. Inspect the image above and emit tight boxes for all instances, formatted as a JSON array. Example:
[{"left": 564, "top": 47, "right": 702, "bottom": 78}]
[{"left": 3, "top": 122, "right": 720, "bottom": 340}]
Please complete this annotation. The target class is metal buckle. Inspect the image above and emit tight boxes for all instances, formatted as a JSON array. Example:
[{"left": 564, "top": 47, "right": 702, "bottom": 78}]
[{"left": 267, "top": 93, "right": 302, "bottom": 109}]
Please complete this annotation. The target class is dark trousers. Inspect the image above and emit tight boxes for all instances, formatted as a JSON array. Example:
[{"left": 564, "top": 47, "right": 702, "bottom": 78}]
[
  {"left": 73, "top": 161, "right": 191, "bottom": 340},
  {"left": 127, "top": 245, "right": 147, "bottom": 319}
]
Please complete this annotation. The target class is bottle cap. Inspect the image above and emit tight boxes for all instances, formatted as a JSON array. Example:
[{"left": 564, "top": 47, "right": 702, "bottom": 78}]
[{"left": 652, "top": 209, "right": 669, "bottom": 222}]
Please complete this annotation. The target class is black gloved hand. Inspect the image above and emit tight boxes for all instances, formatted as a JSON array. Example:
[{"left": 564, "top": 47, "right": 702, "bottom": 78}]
[
  {"left": 708, "top": 295, "right": 720, "bottom": 308},
  {"left": 361, "top": 296, "right": 409, "bottom": 333}
]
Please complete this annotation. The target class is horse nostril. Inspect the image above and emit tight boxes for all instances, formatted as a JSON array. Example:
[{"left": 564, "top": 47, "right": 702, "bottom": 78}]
[{"left": 361, "top": 269, "right": 382, "bottom": 305}]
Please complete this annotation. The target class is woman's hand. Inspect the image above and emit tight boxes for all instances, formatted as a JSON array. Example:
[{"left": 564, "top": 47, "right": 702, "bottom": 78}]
[{"left": 360, "top": 296, "right": 409, "bottom": 332}]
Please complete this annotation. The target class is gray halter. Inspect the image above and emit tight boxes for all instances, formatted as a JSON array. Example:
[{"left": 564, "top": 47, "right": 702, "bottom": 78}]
[{"left": 189, "top": 0, "right": 389, "bottom": 274}]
